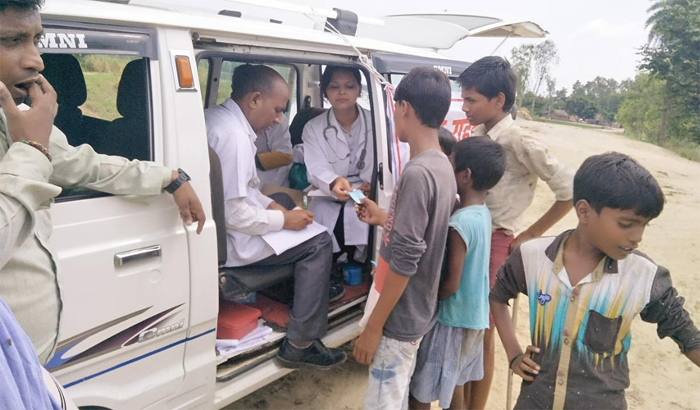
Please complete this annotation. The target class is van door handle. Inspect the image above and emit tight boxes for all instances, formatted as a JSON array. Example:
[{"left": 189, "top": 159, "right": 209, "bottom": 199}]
[{"left": 114, "top": 245, "right": 162, "bottom": 267}]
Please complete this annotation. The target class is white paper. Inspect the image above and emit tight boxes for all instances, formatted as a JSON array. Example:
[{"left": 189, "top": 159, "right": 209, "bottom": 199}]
[
  {"left": 262, "top": 221, "right": 329, "bottom": 255},
  {"left": 216, "top": 326, "right": 273, "bottom": 349},
  {"left": 306, "top": 189, "right": 343, "bottom": 202},
  {"left": 217, "top": 326, "right": 274, "bottom": 356}
]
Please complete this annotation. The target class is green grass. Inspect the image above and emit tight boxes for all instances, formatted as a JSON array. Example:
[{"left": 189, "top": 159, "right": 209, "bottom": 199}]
[
  {"left": 81, "top": 72, "right": 122, "bottom": 120},
  {"left": 623, "top": 131, "right": 700, "bottom": 162},
  {"left": 661, "top": 139, "right": 700, "bottom": 162},
  {"left": 535, "top": 118, "right": 605, "bottom": 130}
]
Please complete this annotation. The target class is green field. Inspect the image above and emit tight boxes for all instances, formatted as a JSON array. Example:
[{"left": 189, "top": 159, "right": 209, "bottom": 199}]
[{"left": 81, "top": 72, "right": 122, "bottom": 120}]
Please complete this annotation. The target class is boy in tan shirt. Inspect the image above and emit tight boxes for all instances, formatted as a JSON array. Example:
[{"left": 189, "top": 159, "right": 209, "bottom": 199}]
[{"left": 456, "top": 56, "right": 574, "bottom": 409}]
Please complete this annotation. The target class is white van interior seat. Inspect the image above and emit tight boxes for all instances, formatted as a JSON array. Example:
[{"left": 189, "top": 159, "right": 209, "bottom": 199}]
[
  {"left": 208, "top": 147, "right": 295, "bottom": 297},
  {"left": 102, "top": 59, "right": 150, "bottom": 160},
  {"left": 289, "top": 107, "right": 326, "bottom": 147}
]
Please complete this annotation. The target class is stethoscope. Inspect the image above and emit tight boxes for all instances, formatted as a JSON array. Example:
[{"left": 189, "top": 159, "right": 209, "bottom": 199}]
[{"left": 322, "top": 108, "right": 369, "bottom": 170}]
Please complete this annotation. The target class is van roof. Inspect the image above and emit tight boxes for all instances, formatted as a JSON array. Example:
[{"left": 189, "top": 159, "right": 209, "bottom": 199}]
[{"left": 42, "top": 0, "right": 464, "bottom": 62}]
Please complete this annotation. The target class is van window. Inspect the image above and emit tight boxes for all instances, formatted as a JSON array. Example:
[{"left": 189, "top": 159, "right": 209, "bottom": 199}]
[
  {"left": 76, "top": 55, "right": 140, "bottom": 121},
  {"left": 216, "top": 61, "right": 298, "bottom": 118},
  {"left": 198, "top": 58, "right": 211, "bottom": 106},
  {"left": 40, "top": 22, "right": 157, "bottom": 202}
]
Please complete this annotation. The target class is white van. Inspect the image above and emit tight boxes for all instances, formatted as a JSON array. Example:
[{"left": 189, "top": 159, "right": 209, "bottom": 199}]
[{"left": 38, "top": 1, "right": 544, "bottom": 408}]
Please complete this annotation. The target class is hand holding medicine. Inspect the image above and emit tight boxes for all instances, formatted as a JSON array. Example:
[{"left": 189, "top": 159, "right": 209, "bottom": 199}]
[
  {"left": 331, "top": 176, "right": 352, "bottom": 201},
  {"left": 359, "top": 181, "right": 371, "bottom": 196},
  {"left": 348, "top": 189, "right": 366, "bottom": 205},
  {"left": 355, "top": 197, "right": 386, "bottom": 227}
]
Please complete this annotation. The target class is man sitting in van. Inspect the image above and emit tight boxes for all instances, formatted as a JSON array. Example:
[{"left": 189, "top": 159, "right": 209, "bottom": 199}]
[
  {"left": 254, "top": 112, "right": 293, "bottom": 188},
  {"left": 205, "top": 64, "right": 347, "bottom": 369},
  {"left": 238, "top": 64, "right": 293, "bottom": 189},
  {"left": 0, "top": 0, "right": 206, "bottom": 366}
]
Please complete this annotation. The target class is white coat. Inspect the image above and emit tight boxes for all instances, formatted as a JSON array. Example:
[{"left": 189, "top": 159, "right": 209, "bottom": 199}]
[
  {"left": 205, "top": 99, "right": 279, "bottom": 266},
  {"left": 302, "top": 105, "right": 374, "bottom": 253},
  {"left": 255, "top": 114, "right": 292, "bottom": 188}
]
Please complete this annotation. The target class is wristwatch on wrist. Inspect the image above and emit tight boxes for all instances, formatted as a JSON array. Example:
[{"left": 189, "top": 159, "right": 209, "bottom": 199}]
[{"left": 164, "top": 168, "right": 191, "bottom": 194}]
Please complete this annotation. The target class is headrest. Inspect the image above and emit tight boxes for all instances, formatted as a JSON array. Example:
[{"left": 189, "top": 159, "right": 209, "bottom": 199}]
[
  {"left": 116, "top": 59, "right": 148, "bottom": 118},
  {"left": 289, "top": 107, "right": 326, "bottom": 146},
  {"left": 41, "top": 54, "right": 87, "bottom": 107}
]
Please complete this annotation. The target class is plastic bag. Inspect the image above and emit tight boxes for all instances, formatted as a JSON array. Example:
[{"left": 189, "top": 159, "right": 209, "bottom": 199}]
[{"left": 288, "top": 163, "right": 310, "bottom": 190}]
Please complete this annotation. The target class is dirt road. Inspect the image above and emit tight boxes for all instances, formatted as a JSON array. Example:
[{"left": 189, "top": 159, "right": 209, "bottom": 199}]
[{"left": 226, "top": 119, "right": 700, "bottom": 410}]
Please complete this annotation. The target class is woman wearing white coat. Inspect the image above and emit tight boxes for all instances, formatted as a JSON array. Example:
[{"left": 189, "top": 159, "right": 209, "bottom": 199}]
[{"left": 302, "top": 66, "right": 373, "bottom": 260}]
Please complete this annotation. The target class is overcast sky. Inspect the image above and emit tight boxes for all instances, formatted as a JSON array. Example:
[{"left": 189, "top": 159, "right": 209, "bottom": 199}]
[{"left": 164, "top": 0, "right": 653, "bottom": 93}]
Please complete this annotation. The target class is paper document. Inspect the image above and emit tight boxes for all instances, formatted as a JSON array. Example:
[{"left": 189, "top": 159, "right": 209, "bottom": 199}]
[
  {"left": 306, "top": 189, "right": 338, "bottom": 200},
  {"left": 217, "top": 326, "right": 274, "bottom": 357},
  {"left": 216, "top": 326, "right": 273, "bottom": 349},
  {"left": 262, "top": 221, "right": 329, "bottom": 255}
]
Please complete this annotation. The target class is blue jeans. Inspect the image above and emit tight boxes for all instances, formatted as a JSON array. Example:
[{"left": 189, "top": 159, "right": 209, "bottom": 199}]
[{"left": 363, "top": 335, "right": 423, "bottom": 410}]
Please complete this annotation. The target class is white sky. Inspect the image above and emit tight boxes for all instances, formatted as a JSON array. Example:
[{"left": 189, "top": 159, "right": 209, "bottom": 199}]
[{"left": 164, "top": 0, "right": 652, "bottom": 93}]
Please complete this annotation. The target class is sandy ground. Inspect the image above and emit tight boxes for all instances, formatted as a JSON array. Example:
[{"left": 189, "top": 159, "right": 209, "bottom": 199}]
[{"left": 225, "top": 119, "right": 700, "bottom": 410}]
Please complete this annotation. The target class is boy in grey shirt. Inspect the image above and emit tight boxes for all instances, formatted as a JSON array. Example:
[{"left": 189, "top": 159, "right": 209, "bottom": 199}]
[{"left": 354, "top": 67, "right": 457, "bottom": 410}]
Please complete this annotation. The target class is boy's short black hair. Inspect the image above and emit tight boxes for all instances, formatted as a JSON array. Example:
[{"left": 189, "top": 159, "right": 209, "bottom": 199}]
[
  {"left": 574, "top": 152, "right": 665, "bottom": 218},
  {"left": 231, "top": 64, "right": 284, "bottom": 101},
  {"left": 0, "top": 0, "right": 42, "bottom": 11},
  {"left": 320, "top": 66, "right": 363, "bottom": 98},
  {"left": 438, "top": 127, "right": 457, "bottom": 156},
  {"left": 394, "top": 67, "right": 451, "bottom": 129},
  {"left": 457, "top": 56, "right": 517, "bottom": 112},
  {"left": 453, "top": 136, "right": 506, "bottom": 191}
]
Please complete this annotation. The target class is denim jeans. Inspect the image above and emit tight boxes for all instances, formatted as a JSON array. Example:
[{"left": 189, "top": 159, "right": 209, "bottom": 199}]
[{"left": 363, "top": 335, "right": 423, "bottom": 410}]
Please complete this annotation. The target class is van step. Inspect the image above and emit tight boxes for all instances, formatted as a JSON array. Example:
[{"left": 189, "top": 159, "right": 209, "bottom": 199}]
[{"left": 215, "top": 305, "right": 363, "bottom": 382}]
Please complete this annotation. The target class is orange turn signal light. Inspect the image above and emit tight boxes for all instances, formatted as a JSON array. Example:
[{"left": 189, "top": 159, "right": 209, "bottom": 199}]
[{"left": 175, "top": 56, "right": 194, "bottom": 88}]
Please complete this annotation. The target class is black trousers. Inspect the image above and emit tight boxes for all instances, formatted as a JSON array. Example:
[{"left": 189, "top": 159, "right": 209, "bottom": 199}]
[{"left": 250, "top": 193, "right": 333, "bottom": 340}]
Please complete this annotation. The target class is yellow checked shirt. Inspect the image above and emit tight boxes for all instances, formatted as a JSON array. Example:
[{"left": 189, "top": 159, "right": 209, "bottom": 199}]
[
  {"left": 490, "top": 231, "right": 700, "bottom": 410},
  {"left": 472, "top": 115, "right": 574, "bottom": 235},
  {"left": 0, "top": 106, "right": 172, "bottom": 364}
]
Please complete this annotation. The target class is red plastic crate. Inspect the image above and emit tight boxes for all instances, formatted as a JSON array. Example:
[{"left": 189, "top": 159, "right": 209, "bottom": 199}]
[{"left": 217, "top": 301, "right": 261, "bottom": 340}]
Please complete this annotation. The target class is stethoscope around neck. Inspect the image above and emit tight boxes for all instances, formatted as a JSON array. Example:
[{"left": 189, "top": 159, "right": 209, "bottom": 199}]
[{"left": 322, "top": 108, "right": 369, "bottom": 170}]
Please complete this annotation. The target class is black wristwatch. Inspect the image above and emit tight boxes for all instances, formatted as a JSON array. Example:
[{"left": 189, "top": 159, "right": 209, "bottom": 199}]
[{"left": 164, "top": 168, "right": 191, "bottom": 194}]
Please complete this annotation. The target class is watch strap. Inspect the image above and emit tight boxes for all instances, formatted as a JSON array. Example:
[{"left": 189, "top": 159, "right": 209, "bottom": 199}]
[{"left": 164, "top": 168, "right": 190, "bottom": 194}]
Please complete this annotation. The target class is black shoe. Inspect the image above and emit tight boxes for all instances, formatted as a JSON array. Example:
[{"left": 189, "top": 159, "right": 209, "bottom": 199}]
[
  {"left": 329, "top": 281, "right": 346, "bottom": 303},
  {"left": 276, "top": 338, "right": 347, "bottom": 369}
]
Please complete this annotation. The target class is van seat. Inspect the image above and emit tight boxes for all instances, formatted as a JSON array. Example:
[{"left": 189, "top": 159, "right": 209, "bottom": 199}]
[
  {"left": 208, "top": 147, "right": 294, "bottom": 298},
  {"left": 102, "top": 59, "right": 150, "bottom": 160},
  {"left": 41, "top": 54, "right": 87, "bottom": 146},
  {"left": 289, "top": 107, "right": 326, "bottom": 146}
]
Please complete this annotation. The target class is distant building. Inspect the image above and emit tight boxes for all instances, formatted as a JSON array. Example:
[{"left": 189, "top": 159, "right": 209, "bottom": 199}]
[
  {"left": 585, "top": 113, "right": 606, "bottom": 126},
  {"left": 544, "top": 109, "right": 570, "bottom": 122}
]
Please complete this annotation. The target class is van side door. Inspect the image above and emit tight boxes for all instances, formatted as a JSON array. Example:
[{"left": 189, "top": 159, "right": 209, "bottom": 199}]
[{"left": 41, "top": 21, "right": 192, "bottom": 408}]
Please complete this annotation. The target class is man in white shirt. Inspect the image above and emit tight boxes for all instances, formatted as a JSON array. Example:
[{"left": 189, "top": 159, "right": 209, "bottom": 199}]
[
  {"left": 205, "top": 64, "right": 346, "bottom": 369},
  {"left": 254, "top": 113, "right": 293, "bottom": 188}
]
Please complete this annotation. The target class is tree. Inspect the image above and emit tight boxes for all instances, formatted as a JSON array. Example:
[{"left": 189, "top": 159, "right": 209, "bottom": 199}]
[
  {"left": 565, "top": 96, "right": 599, "bottom": 120},
  {"left": 641, "top": 0, "right": 700, "bottom": 143},
  {"left": 529, "top": 40, "right": 560, "bottom": 114},
  {"left": 565, "top": 77, "right": 625, "bottom": 123},
  {"left": 616, "top": 72, "right": 665, "bottom": 140},
  {"left": 510, "top": 44, "right": 534, "bottom": 99},
  {"left": 553, "top": 88, "right": 568, "bottom": 110},
  {"left": 546, "top": 75, "right": 557, "bottom": 113}
]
